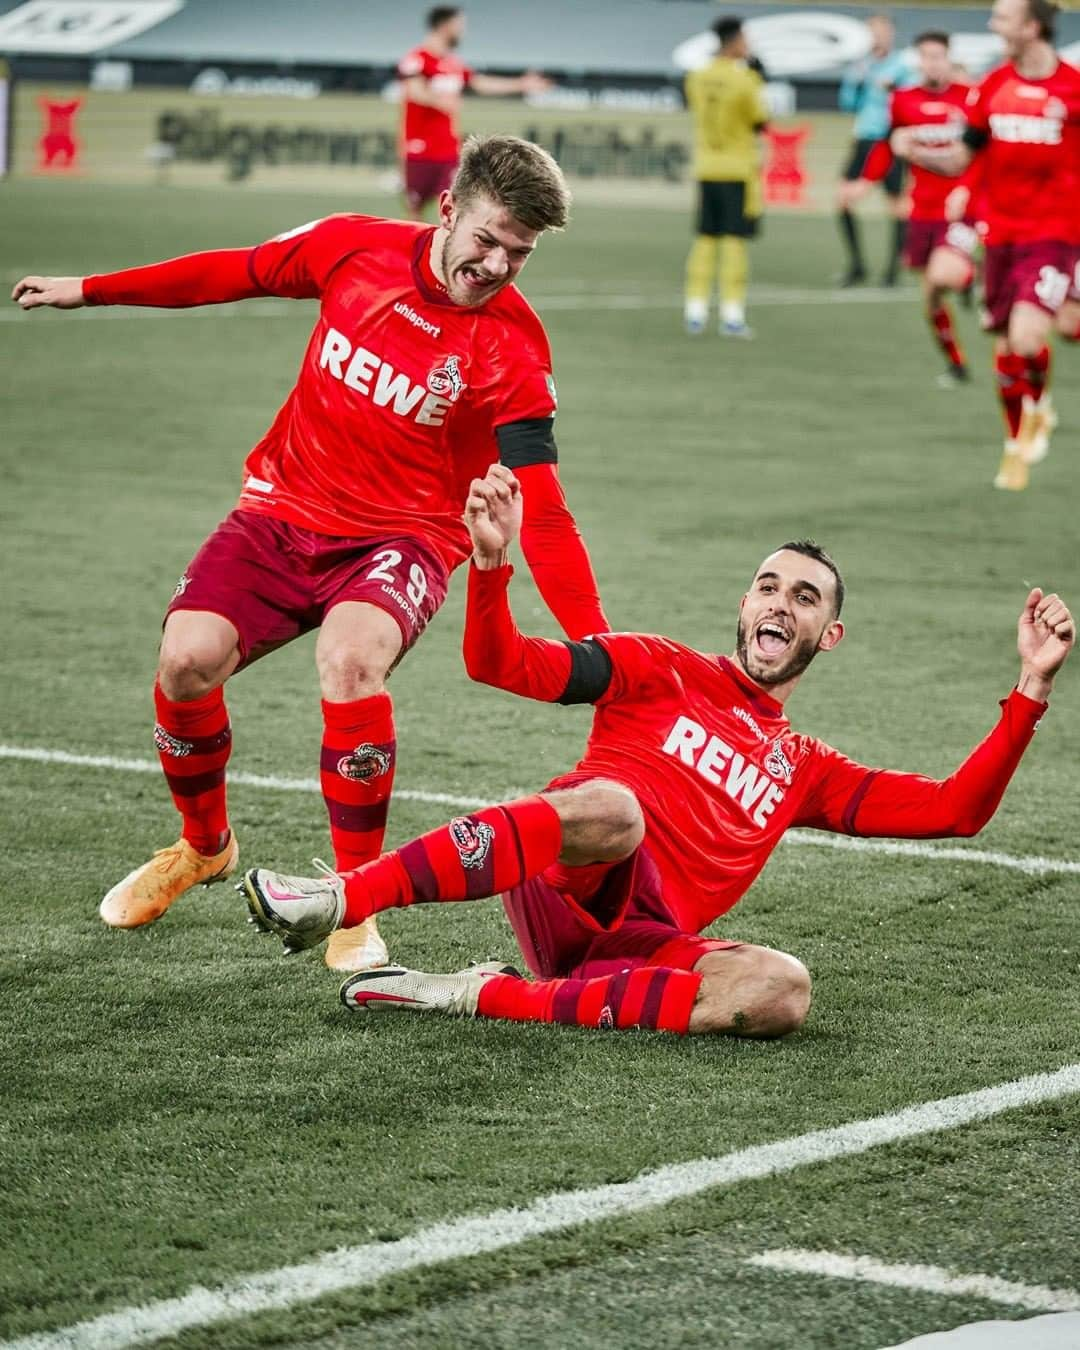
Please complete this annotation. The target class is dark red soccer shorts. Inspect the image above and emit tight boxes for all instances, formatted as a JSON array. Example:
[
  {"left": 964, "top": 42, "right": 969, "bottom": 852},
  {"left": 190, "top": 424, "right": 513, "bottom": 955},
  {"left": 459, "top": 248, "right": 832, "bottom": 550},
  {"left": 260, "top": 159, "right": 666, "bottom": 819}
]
[
  {"left": 982, "top": 240, "right": 1072, "bottom": 333},
  {"left": 904, "top": 219, "right": 978, "bottom": 278},
  {"left": 404, "top": 157, "right": 457, "bottom": 210},
  {"left": 503, "top": 843, "right": 741, "bottom": 981},
  {"left": 166, "top": 509, "right": 450, "bottom": 667},
  {"left": 1069, "top": 246, "right": 1080, "bottom": 304}
]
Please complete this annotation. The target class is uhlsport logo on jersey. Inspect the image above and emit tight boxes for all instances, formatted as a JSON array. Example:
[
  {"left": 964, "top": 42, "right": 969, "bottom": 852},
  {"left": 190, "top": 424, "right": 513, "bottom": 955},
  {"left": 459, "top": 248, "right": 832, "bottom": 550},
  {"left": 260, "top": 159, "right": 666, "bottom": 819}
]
[
  {"left": 449, "top": 816, "right": 494, "bottom": 869},
  {"left": 173, "top": 574, "right": 190, "bottom": 598},
  {"left": 393, "top": 301, "right": 441, "bottom": 339},
  {"left": 337, "top": 742, "right": 392, "bottom": 781},
  {"left": 427, "top": 355, "right": 466, "bottom": 402}
]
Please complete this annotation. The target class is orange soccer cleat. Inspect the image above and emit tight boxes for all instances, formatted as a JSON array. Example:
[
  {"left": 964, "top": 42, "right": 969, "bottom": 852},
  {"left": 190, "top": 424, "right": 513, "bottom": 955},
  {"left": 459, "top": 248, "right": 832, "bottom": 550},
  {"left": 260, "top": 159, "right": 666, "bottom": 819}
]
[
  {"left": 993, "top": 440, "right": 1030, "bottom": 492},
  {"left": 1016, "top": 395, "right": 1052, "bottom": 466},
  {"left": 99, "top": 834, "right": 239, "bottom": 928},
  {"left": 324, "top": 918, "right": 389, "bottom": 972}
]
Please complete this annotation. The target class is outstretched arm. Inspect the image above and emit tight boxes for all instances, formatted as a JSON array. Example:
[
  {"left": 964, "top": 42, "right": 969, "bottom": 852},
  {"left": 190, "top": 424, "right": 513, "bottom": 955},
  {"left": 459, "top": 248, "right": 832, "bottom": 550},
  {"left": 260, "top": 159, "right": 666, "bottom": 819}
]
[
  {"left": 13, "top": 249, "right": 266, "bottom": 310},
  {"left": 463, "top": 465, "right": 611, "bottom": 702},
  {"left": 799, "top": 590, "right": 1074, "bottom": 838},
  {"left": 471, "top": 71, "right": 551, "bottom": 97},
  {"left": 11, "top": 216, "right": 358, "bottom": 311}
]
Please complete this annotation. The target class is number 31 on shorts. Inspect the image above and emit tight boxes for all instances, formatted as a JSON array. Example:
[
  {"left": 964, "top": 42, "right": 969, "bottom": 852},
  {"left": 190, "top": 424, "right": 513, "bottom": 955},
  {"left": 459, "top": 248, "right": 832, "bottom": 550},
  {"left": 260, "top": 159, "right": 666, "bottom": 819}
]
[{"left": 367, "top": 548, "right": 428, "bottom": 608}]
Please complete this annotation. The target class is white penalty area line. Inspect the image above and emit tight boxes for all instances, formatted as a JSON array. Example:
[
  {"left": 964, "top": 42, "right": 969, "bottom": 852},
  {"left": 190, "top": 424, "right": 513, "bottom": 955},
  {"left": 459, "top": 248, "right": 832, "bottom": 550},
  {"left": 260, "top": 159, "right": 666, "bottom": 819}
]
[
  {"left": 5, "top": 1064, "right": 1079, "bottom": 1350},
  {"left": 748, "top": 1248, "right": 1080, "bottom": 1315},
  {"left": 3, "top": 742, "right": 1078, "bottom": 880}
]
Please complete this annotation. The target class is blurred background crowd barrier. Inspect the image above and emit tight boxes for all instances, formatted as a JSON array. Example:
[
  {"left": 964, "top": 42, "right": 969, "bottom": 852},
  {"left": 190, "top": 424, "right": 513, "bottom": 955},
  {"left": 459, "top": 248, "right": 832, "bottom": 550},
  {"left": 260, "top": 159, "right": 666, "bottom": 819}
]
[{"left": 2, "top": 0, "right": 1079, "bottom": 211}]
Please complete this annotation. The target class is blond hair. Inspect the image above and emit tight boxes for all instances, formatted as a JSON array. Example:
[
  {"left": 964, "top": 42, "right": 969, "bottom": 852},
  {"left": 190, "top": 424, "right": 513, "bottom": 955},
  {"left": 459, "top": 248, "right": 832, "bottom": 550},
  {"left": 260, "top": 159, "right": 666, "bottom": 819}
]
[{"left": 451, "top": 135, "right": 571, "bottom": 232}]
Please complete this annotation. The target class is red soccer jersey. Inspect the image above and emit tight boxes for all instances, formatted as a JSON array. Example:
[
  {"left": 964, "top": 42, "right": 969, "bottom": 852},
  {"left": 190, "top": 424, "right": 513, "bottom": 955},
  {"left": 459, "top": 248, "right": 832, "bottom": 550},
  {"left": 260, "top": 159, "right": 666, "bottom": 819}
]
[
  {"left": 231, "top": 215, "right": 558, "bottom": 571},
  {"left": 889, "top": 82, "right": 970, "bottom": 220},
  {"left": 81, "top": 217, "right": 609, "bottom": 639},
  {"left": 465, "top": 566, "right": 1047, "bottom": 938},
  {"left": 965, "top": 59, "right": 1080, "bottom": 244},
  {"left": 398, "top": 45, "right": 471, "bottom": 161}
]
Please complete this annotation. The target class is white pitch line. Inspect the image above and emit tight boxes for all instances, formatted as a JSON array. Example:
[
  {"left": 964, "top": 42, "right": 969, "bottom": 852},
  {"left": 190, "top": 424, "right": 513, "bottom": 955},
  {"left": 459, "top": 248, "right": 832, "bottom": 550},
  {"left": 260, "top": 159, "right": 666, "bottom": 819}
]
[
  {"left": 747, "top": 1249, "right": 1080, "bottom": 1315},
  {"left": 0, "top": 744, "right": 488, "bottom": 810},
  {"left": 5, "top": 1064, "right": 1078, "bottom": 1350},
  {"left": 2, "top": 742, "right": 1077, "bottom": 878},
  {"left": 782, "top": 829, "right": 1080, "bottom": 879}
]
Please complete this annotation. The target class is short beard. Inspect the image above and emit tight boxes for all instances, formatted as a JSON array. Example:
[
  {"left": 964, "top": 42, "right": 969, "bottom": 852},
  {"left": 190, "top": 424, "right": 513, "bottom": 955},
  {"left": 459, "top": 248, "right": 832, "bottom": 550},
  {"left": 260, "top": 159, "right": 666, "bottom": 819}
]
[{"left": 734, "top": 618, "right": 821, "bottom": 686}]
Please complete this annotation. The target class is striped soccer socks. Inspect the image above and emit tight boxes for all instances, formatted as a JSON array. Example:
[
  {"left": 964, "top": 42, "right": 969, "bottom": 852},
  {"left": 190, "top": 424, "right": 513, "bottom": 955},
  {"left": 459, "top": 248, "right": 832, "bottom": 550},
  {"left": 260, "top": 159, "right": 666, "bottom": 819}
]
[
  {"left": 477, "top": 966, "right": 703, "bottom": 1034},
  {"left": 341, "top": 796, "right": 563, "bottom": 926},
  {"left": 321, "top": 693, "right": 396, "bottom": 871},
  {"left": 153, "top": 681, "right": 232, "bottom": 856},
  {"left": 929, "top": 302, "right": 966, "bottom": 371}
]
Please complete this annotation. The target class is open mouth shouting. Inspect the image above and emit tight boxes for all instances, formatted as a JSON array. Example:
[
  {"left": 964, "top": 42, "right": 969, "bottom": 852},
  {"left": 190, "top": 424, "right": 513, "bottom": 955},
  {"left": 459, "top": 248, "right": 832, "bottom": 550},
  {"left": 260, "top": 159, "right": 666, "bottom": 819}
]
[
  {"left": 456, "top": 264, "right": 499, "bottom": 300},
  {"left": 754, "top": 619, "right": 792, "bottom": 660}
]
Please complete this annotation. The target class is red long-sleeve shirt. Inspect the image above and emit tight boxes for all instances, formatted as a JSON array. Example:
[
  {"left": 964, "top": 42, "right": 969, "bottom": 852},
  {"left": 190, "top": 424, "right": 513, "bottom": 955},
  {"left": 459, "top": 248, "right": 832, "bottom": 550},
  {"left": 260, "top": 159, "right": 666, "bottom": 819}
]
[
  {"left": 465, "top": 564, "right": 1047, "bottom": 934},
  {"left": 82, "top": 215, "right": 608, "bottom": 640}
]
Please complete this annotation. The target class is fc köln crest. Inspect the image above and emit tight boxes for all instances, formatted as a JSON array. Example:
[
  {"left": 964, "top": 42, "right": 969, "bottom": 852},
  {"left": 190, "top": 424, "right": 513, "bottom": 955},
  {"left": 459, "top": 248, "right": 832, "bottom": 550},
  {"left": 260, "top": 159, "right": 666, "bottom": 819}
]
[{"left": 427, "top": 354, "right": 466, "bottom": 402}]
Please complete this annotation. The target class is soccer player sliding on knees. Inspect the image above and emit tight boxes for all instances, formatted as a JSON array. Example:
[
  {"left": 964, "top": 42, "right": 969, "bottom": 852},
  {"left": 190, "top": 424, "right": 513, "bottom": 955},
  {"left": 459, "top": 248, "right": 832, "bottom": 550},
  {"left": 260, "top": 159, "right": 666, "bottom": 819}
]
[
  {"left": 11, "top": 136, "right": 608, "bottom": 975},
  {"left": 241, "top": 466, "right": 1074, "bottom": 1038}
]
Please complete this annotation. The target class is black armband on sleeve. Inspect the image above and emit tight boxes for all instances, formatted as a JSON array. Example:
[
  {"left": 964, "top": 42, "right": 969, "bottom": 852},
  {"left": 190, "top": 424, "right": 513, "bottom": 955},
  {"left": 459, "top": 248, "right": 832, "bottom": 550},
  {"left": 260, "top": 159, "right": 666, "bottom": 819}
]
[
  {"left": 496, "top": 417, "right": 558, "bottom": 468},
  {"left": 962, "top": 126, "right": 989, "bottom": 150},
  {"left": 557, "top": 638, "right": 613, "bottom": 705}
]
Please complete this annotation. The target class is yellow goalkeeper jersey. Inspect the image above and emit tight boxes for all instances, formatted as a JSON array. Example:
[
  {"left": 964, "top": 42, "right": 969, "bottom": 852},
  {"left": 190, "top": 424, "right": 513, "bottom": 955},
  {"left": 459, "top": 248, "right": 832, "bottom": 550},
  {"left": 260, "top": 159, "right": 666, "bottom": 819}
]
[{"left": 685, "top": 57, "right": 769, "bottom": 182}]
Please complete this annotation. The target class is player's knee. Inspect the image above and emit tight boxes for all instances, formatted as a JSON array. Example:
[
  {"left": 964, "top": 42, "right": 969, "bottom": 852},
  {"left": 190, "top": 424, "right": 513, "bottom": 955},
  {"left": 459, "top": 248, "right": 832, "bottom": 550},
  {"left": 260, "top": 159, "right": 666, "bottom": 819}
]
[
  {"left": 548, "top": 780, "right": 644, "bottom": 863},
  {"left": 316, "top": 644, "right": 390, "bottom": 700},
  {"left": 157, "top": 643, "right": 229, "bottom": 701},
  {"left": 694, "top": 947, "right": 811, "bottom": 1038}
]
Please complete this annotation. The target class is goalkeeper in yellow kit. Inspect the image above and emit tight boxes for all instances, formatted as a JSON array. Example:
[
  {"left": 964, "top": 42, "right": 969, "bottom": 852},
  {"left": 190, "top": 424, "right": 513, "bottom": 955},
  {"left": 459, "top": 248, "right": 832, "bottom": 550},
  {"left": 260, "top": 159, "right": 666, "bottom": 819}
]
[{"left": 684, "top": 16, "right": 769, "bottom": 338}]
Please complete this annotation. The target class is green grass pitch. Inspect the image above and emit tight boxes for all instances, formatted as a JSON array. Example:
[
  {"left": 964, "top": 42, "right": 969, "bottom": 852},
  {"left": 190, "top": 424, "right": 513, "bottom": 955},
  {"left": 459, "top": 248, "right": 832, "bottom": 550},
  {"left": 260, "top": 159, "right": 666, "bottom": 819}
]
[{"left": 1, "top": 178, "right": 1078, "bottom": 1348}]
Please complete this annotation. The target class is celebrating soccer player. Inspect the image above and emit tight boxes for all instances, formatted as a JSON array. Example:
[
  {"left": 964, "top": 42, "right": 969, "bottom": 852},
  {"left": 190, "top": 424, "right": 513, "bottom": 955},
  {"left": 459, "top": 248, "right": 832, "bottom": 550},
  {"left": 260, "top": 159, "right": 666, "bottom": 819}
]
[
  {"left": 12, "top": 136, "right": 609, "bottom": 973},
  {"left": 240, "top": 465, "right": 1073, "bottom": 1038},
  {"left": 905, "top": 0, "right": 1080, "bottom": 490},
  {"left": 861, "top": 32, "right": 977, "bottom": 387},
  {"left": 398, "top": 6, "right": 551, "bottom": 221}
]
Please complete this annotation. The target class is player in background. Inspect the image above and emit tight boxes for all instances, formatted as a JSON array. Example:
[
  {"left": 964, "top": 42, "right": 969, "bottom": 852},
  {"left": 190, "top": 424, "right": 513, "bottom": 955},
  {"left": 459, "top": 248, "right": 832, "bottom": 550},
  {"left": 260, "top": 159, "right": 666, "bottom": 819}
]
[
  {"left": 862, "top": 32, "right": 976, "bottom": 386},
  {"left": 908, "top": 0, "right": 1080, "bottom": 490},
  {"left": 240, "top": 465, "right": 1073, "bottom": 1038},
  {"left": 836, "top": 13, "right": 915, "bottom": 288},
  {"left": 1056, "top": 232, "right": 1080, "bottom": 343},
  {"left": 683, "top": 16, "right": 769, "bottom": 338},
  {"left": 12, "top": 137, "right": 609, "bottom": 974},
  {"left": 398, "top": 6, "right": 551, "bottom": 221}
]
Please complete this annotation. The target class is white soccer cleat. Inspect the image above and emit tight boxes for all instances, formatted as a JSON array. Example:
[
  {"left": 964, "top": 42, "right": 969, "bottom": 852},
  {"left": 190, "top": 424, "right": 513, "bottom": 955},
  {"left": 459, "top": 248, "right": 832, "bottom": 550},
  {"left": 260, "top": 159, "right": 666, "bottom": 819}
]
[
  {"left": 238, "top": 861, "right": 345, "bottom": 954},
  {"left": 340, "top": 961, "right": 520, "bottom": 1017},
  {"left": 684, "top": 298, "right": 708, "bottom": 336},
  {"left": 324, "top": 919, "right": 389, "bottom": 973}
]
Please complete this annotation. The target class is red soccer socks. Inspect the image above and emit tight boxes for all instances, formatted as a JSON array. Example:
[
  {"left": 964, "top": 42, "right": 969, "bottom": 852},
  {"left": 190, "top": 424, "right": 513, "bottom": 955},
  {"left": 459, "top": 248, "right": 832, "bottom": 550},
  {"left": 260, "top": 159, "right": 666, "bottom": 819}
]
[
  {"left": 153, "top": 681, "right": 232, "bottom": 856},
  {"left": 341, "top": 795, "right": 563, "bottom": 926},
  {"left": 477, "top": 965, "right": 703, "bottom": 1034},
  {"left": 321, "top": 693, "right": 396, "bottom": 871},
  {"left": 1025, "top": 343, "right": 1051, "bottom": 400},
  {"left": 994, "top": 349, "right": 1028, "bottom": 438},
  {"left": 929, "top": 303, "right": 966, "bottom": 372}
]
